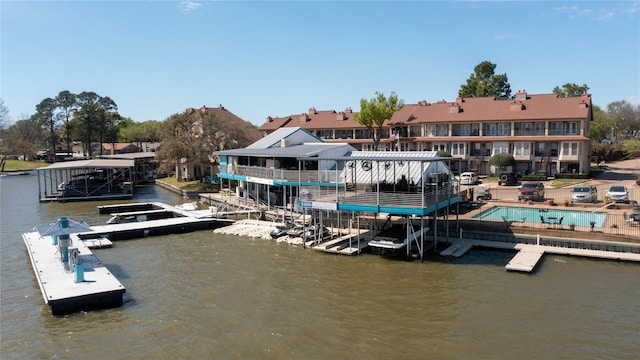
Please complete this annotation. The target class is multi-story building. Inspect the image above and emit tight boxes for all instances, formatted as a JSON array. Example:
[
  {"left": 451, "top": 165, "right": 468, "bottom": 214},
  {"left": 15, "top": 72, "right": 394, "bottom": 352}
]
[{"left": 259, "top": 91, "right": 593, "bottom": 176}]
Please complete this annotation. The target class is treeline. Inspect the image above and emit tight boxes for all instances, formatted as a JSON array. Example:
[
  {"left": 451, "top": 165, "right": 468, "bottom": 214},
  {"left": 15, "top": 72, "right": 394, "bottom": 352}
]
[{"left": 0, "top": 91, "right": 162, "bottom": 161}]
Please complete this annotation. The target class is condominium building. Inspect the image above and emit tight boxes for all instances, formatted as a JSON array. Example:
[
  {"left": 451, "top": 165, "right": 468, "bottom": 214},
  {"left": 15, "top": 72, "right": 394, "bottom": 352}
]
[{"left": 259, "top": 91, "right": 593, "bottom": 176}]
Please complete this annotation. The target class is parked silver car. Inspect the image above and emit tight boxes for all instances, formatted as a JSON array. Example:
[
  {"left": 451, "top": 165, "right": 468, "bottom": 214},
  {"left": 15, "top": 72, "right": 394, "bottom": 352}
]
[
  {"left": 606, "top": 185, "right": 629, "bottom": 203},
  {"left": 571, "top": 185, "right": 598, "bottom": 203}
]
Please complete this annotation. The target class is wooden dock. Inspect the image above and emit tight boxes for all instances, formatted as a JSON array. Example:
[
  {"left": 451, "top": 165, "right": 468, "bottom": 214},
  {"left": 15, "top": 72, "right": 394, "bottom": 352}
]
[{"left": 23, "top": 231, "right": 125, "bottom": 315}]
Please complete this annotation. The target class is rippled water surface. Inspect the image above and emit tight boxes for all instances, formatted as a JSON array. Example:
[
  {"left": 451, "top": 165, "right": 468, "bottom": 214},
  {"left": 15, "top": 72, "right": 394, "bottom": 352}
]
[{"left": 1, "top": 173, "right": 639, "bottom": 359}]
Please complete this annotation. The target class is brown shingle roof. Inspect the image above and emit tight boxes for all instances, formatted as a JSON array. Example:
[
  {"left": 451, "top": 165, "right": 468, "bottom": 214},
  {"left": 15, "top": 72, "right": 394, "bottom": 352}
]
[
  {"left": 259, "top": 91, "right": 592, "bottom": 131},
  {"left": 389, "top": 92, "right": 592, "bottom": 125}
]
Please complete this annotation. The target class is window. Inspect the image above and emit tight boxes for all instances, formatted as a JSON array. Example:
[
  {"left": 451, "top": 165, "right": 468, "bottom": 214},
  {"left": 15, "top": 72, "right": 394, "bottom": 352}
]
[
  {"left": 519, "top": 122, "right": 532, "bottom": 135},
  {"left": 484, "top": 124, "right": 497, "bottom": 136},
  {"left": 534, "top": 122, "right": 545, "bottom": 135},
  {"left": 514, "top": 142, "right": 531, "bottom": 156},
  {"left": 432, "top": 143, "right": 447, "bottom": 152},
  {"left": 436, "top": 124, "right": 449, "bottom": 136},
  {"left": 561, "top": 142, "right": 578, "bottom": 156},
  {"left": 451, "top": 143, "right": 465, "bottom": 156},
  {"left": 409, "top": 126, "right": 422, "bottom": 137},
  {"left": 498, "top": 123, "right": 510, "bottom": 136},
  {"left": 426, "top": 125, "right": 436, "bottom": 137},
  {"left": 550, "top": 122, "right": 562, "bottom": 135},
  {"left": 565, "top": 122, "right": 578, "bottom": 135},
  {"left": 317, "top": 130, "right": 333, "bottom": 139},
  {"left": 494, "top": 142, "right": 509, "bottom": 154},
  {"left": 471, "top": 124, "right": 480, "bottom": 136}
]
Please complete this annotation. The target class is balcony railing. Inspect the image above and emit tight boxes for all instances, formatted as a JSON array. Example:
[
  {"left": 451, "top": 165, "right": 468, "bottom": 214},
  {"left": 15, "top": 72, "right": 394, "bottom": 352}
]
[{"left": 233, "top": 165, "right": 341, "bottom": 183}]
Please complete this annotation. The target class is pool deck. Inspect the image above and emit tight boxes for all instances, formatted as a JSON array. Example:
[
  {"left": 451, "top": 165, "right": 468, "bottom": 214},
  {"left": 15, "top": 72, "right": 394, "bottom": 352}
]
[{"left": 456, "top": 198, "right": 640, "bottom": 243}]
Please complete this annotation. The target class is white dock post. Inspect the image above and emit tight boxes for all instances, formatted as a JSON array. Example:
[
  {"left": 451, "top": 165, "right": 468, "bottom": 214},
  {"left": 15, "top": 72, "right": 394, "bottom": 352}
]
[{"left": 537, "top": 234, "right": 540, "bottom": 246}]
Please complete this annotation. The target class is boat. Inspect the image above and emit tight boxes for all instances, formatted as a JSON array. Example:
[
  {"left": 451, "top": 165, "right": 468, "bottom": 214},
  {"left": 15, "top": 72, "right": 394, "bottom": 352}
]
[
  {"left": 270, "top": 222, "right": 295, "bottom": 239},
  {"left": 176, "top": 202, "right": 198, "bottom": 211},
  {"left": 304, "top": 224, "right": 332, "bottom": 240},
  {"left": 107, "top": 214, "right": 139, "bottom": 224},
  {"left": 285, "top": 224, "right": 306, "bottom": 238}
]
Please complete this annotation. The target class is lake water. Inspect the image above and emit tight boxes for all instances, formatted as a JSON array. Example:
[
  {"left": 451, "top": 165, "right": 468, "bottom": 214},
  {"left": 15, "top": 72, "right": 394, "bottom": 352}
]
[{"left": 1, "top": 173, "right": 639, "bottom": 359}]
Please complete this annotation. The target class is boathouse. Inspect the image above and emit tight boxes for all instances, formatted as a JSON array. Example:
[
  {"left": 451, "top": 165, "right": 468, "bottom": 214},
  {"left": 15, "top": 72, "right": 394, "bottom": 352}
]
[
  {"left": 36, "top": 159, "right": 135, "bottom": 202},
  {"left": 214, "top": 128, "right": 462, "bottom": 258}
]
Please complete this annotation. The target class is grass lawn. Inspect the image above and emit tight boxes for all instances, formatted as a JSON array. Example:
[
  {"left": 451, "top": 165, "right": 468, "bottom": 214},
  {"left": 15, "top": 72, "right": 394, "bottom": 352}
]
[
  {"left": 158, "top": 176, "right": 220, "bottom": 192},
  {"left": 1, "top": 160, "right": 47, "bottom": 172}
]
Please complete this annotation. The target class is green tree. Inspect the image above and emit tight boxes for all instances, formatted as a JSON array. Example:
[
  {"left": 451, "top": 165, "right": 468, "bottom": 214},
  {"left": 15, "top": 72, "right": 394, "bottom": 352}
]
[
  {"left": 0, "top": 98, "right": 9, "bottom": 132},
  {"left": 552, "top": 83, "right": 589, "bottom": 97},
  {"left": 32, "top": 98, "right": 59, "bottom": 162},
  {"left": 156, "top": 112, "right": 196, "bottom": 180},
  {"left": 489, "top": 153, "right": 515, "bottom": 172},
  {"left": 622, "top": 138, "right": 640, "bottom": 158},
  {"left": 55, "top": 90, "right": 77, "bottom": 154},
  {"left": 2, "top": 118, "right": 43, "bottom": 161},
  {"left": 607, "top": 100, "right": 640, "bottom": 141},
  {"left": 459, "top": 61, "right": 512, "bottom": 99},
  {"left": 353, "top": 91, "right": 404, "bottom": 151},
  {"left": 0, "top": 99, "right": 8, "bottom": 170},
  {"left": 75, "top": 92, "right": 118, "bottom": 157}
]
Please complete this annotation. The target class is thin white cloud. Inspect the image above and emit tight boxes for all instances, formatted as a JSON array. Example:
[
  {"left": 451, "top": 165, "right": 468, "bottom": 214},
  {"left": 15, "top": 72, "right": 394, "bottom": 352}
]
[
  {"left": 554, "top": 3, "right": 637, "bottom": 21},
  {"left": 180, "top": 1, "right": 202, "bottom": 13},
  {"left": 494, "top": 33, "right": 519, "bottom": 40}
]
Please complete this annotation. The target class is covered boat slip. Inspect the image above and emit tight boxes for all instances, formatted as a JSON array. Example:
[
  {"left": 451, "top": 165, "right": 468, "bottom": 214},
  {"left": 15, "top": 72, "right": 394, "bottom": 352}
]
[
  {"left": 36, "top": 159, "right": 135, "bottom": 202},
  {"left": 296, "top": 153, "right": 462, "bottom": 258}
]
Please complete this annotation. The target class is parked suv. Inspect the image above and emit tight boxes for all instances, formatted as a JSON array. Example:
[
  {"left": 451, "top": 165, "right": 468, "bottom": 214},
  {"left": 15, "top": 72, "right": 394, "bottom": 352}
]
[
  {"left": 497, "top": 172, "right": 518, "bottom": 186},
  {"left": 571, "top": 185, "right": 598, "bottom": 203},
  {"left": 518, "top": 182, "right": 545, "bottom": 201},
  {"left": 459, "top": 171, "right": 479, "bottom": 185},
  {"left": 606, "top": 185, "right": 629, "bottom": 203}
]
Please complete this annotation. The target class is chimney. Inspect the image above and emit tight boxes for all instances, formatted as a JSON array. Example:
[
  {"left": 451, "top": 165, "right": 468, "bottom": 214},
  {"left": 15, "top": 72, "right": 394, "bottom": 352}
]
[
  {"left": 344, "top": 107, "right": 352, "bottom": 113},
  {"left": 515, "top": 90, "right": 527, "bottom": 101},
  {"left": 308, "top": 107, "right": 316, "bottom": 115},
  {"left": 510, "top": 101, "right": 525, "bottom": 111},
  {"left": 449, "top": 103, "right": 461, "bottom": 114},
  {"left": 299, "top": 113, "right": 309, "bottom": 122},
  {"left": 417, "top": 100, "right": 429, "bottom": 106},
  {"left": 337, "top": 112, "right": 346, "bottom": 121},
  {"left": 267, "top": 116, "right": 273, "bottom": 122}
]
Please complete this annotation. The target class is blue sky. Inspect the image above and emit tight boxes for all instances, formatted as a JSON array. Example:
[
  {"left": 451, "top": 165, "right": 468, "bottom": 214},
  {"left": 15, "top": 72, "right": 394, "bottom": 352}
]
[{"left": 2, "top": 1, "right": 639, "bottom": 126}]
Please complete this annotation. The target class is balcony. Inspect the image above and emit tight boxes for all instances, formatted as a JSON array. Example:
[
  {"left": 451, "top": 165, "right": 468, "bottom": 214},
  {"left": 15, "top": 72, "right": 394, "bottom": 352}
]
[
  {"left": 303, "top": 185, "right": 461, "bottom": 215},
  {"left": 233, "top": 165, "right": 340, "bottom": 183}
]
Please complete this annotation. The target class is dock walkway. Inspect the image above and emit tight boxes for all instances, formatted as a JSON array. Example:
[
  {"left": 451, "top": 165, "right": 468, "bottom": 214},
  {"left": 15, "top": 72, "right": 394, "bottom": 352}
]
[
  {"left": 23, "top": 231, "right": 125, "bottom": 315},
  {"left": 442, "top": 238, "right": 640, "bottom": 273}
]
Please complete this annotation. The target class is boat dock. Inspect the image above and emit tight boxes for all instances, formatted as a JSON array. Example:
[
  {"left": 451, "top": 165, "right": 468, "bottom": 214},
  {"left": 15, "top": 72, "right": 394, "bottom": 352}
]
[
  {"left": 441, "top": 238, "right": 640, "bottom": 273},
  {"left": 23, "top": 230, "right": 125, "bottom": 315},
  {"left": 85, "top": 202, "right": 234, "bottom": 240},
  {"left": 310, "top": 231, "right": 373, "bottom": 255}
]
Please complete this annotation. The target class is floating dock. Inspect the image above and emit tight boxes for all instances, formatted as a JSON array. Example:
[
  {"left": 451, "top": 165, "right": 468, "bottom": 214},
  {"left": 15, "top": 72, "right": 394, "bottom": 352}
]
[
  {"left": 442, "top": 238, "right": 640, "bottom": 273},
  {"left": 23, "top": 230, "right": 125, "bottom": 315}
]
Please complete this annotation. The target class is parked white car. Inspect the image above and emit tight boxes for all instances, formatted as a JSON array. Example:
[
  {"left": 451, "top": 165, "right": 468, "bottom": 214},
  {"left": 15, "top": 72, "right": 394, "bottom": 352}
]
[
  {"left": 459, "top": 172, "right": 479, "bottom": 185},
  {"left": 606, "top": 185, "right": 629, "bottom": 203}
]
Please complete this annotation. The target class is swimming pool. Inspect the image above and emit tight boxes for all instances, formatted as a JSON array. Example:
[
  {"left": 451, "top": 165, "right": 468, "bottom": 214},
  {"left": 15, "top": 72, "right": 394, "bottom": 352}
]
[{"left": 473, "top": 206, "right": 607, "bottom": 228}]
